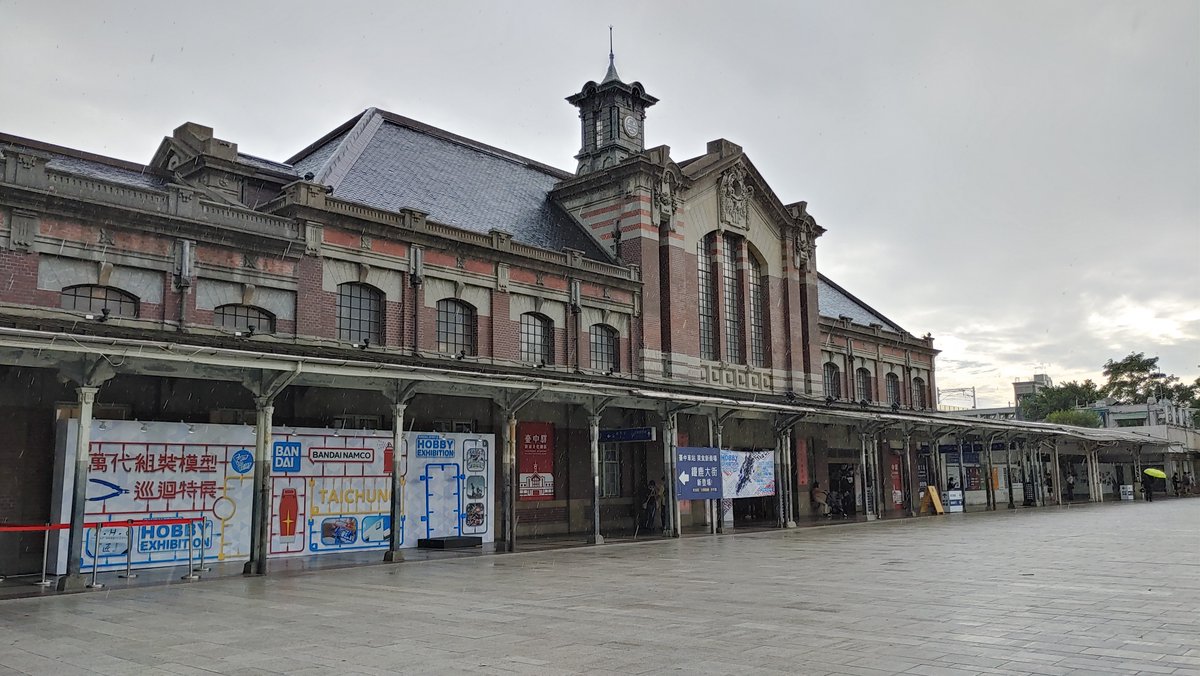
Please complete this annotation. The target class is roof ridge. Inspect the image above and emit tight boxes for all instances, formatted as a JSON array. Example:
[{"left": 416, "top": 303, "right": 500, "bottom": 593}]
[
  {"left": 0, "top": 131, "right": 160, "bottom": 175},
  {"left": 317, "top": 107, "right": 382, "bottom": 189},
  {"left": 375, "top": 109, "right": 573, "bottom": 180}
]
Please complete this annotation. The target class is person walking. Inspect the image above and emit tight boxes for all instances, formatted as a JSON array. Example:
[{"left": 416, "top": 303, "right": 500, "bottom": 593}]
[
  {"left": 641, "top": 480, "right": 659, "bottom": 530},
  {"left": 1188, "top": 471, "right": 1197, "bottom": 496},
  {"left": 1066, "top": 473, "right": 1076, "bottom": 501},
  {"left": 1171, "top": 472, "right": 1181, "bottom": 496},
  {"left": 1143, "top": 477, "right": 1154, "bottom": 502}
]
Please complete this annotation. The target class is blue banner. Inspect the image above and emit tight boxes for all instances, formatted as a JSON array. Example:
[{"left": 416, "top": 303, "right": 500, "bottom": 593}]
[
  {"left": 599, "top": 427, "right": 657, "bottom": 443},
  {"left": 675, "top": 447, "right": 722, "bottom": 499}
]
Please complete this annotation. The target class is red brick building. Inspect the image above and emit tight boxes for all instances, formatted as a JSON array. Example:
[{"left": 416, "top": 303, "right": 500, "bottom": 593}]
[{"left": 0, "top": 58, "right": 960, "bottom": 581}]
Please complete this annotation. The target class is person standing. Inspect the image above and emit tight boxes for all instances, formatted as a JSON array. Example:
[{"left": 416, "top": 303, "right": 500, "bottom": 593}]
[
  {"left": 1144, "top": 477, "right": 1154, "bottom": 502},
  {"left": 1188, "top": 471, "right": 1197, "bottom": 496},
  {"left": 1066, "top": 473, "right": 1076, "bottom": 501},
  {"left": 657, "top": 476, "right": 668, "bottom": 532},
  {"left": 1171, "top": 472, "right": 1181, "bottom": 496}
]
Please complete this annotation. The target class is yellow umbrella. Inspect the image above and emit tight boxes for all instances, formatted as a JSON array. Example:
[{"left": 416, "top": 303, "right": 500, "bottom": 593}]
[{"left": 1143, "top": 468, "right": 1167, "bottom": 479}]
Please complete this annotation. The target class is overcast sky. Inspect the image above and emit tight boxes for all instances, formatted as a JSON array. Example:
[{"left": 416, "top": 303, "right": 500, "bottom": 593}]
[{"left": 2, "top": 0, "right": 1196, "bottom": 407}]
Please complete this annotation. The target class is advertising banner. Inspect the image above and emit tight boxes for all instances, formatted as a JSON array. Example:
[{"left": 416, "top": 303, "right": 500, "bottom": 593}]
[
  {"left": 720, "top": 449, "right": 776, "bottom": 498},
  {"left": 53, "top": 421, "right": 494, "bottom": 573},
  {"left": 675, "top": 447, "right": 722, "bottom": 500},
  {"left": 517, "top": 422, "right": 554, "bottom": 501}
]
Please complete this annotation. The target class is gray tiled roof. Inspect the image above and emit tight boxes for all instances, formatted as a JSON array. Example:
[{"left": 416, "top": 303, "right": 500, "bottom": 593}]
[
  {"left": 289, "top": 111, "right": 610, "bottom": 261},
  {"left": 291, "top": 131, "right": 347, "bottom": 178},
  {"left": 41, "top": 152, "right": 167, "bottom": 191},
  {"left": 236, "top": 153, "right": 296, "bottom": 176},
  {"left": 817, "top": 274, "right": 904, "bottom": 333}
]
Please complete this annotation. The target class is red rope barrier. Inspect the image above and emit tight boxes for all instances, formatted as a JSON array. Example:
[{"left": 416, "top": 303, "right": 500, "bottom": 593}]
[
  {"left": 0, "top": 523, "right": 70, "bottom": 533},
  {"left": 0, "top": 517, "right": 202, "bottom": 533}
]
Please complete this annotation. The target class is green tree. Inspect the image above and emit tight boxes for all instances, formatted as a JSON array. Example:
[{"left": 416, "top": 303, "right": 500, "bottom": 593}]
[
  {"left": 1101, "top": 352, "right": 1180, "bottom": 404},
  {"left": 1045, "top": 409, "right": 1102, "bottom": 428},
  {"left": 1019, "top": 380, "right": 1102, "bottom": 421}
]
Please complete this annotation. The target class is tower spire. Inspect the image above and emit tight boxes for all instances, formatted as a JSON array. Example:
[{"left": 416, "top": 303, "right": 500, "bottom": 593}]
[{"left": 603, "top": 25, "right": 621, "bottom": 83}]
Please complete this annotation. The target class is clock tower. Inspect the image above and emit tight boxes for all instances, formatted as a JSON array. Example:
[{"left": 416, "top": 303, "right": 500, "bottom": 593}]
[{"left": 567, "top": 50, "right": 658, "bottom": 175}]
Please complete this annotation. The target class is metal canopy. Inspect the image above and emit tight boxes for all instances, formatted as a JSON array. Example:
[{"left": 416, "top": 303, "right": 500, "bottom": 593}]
[{"left": 0, "top": 326, "right": 1172, "bottom": 450}]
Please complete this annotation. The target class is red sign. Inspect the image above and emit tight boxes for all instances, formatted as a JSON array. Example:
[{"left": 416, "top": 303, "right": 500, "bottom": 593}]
[
  {"left": 518, "top": 422, "right": 555, "bottom": 501},
  {"left": 794, "top": 437, "right": 810, "bottom": 487},
  {"left": 889, "top": 456, "right": 904, "bottom": 508}
]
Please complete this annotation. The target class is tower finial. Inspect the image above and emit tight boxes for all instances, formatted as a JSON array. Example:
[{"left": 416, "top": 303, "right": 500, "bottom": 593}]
[{"left": 603, "top": 26, "right": 621, "bottom": 83}]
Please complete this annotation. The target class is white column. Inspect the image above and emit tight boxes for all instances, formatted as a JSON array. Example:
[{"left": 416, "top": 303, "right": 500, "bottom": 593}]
[
  {"left": 245, "top": 397, "right": 274, "bottom": 575},
  {"left": 64, "top": 386, "right": 99, "bottom": 582},
  {"left": 503, "top": 414, "right": 517, "bottom": 551},
  {"left": 665, "top": 413, "right": 680, "bottom": 537},
  {"left": 589, "top": 414, "right": 604, "bottom": 544},
  {"left": 385, "top": 401, "right": 407, "bottom": 562}
]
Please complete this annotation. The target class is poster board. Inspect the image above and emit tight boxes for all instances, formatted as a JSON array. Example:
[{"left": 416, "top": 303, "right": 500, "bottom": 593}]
[{"left": 52, "top": 420, "right": 494, "bottom": 573}]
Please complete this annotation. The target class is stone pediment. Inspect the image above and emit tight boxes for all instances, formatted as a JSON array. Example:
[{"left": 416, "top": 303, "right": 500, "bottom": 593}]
[{"left": 679, "top": 139, "right": 822, "bottom": 240}]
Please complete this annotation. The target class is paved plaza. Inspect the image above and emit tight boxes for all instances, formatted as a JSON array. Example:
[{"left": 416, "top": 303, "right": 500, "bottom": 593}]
[{"left": 1, "top": 500, "right": 1198, "bottom": 676}]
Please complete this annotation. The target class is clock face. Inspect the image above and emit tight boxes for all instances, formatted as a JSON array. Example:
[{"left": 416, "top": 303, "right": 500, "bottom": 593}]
[{"left": 623, "top": 115, "right": 639, "bottom": 137}]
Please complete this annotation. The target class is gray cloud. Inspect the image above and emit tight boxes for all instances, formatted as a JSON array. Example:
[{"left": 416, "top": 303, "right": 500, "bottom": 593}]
[{"left": 2, "top": 0, "right": 1195, "bottom": 406}]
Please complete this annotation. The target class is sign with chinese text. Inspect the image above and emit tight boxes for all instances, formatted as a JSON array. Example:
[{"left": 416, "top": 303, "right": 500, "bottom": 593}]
[
  {"left": 517, "top": 422, "right": 554, "bottom": 501},
  {"left": 675, "top": 447, "right": 722, "bottom": 500},
  {"left": 52, "top": 421, "right": 494, "bottom": 574}
]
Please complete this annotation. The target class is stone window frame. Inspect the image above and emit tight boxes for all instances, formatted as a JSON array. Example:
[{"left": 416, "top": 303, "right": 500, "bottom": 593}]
[
  {"left": 436, "top": 298, "right": 477, "bottom": 356},
  {"left": 60, "top": 284, "right": 139, "bottom": 318},
  {"left": 823, "top": 362, "right": 842, "bottom": 399},
  {"left": 855, "top": 367, "right": 874, "bottom": 403},
  {"left": 214, "top": 304, "right": 275, "bottom": 334},
  {"left": 336, "top": 282, "right": 383, "bottom": 345},
  {"left": 886, "top": 372, "right": 901, "bottom": 406},
  {"left": 519, "top": 312, "right": 553, "bottom": 365},
  {"left": 589, "top": 323, "right": 619, "bottom": 373}
]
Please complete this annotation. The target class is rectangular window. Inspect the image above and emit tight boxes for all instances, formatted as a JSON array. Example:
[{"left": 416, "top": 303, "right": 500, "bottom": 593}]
[
  {"left": 698, "top": 237, "right": 716, "bottom": 360},
  {"left": 722, "top": 235, "right": 742, "bottom": 364},
  {"left": 748, "top": 265, "right": 766, "bottom": 367},
  {"left": 601, "top": 447, "right": 621, "bottom": 497}
]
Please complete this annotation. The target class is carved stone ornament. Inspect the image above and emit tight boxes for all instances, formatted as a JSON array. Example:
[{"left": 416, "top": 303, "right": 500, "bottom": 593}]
[
  {"left": 718, "top": 166, "right": 752, "bottom": 230},
  {"left": 241, "top": 254, "right": 257, "bottom": 270},
  {"left": 360, "top": 235, "right": 372, "bottom": 250},
  {"left": 654, "top": 170, "right": 676, "bottom": 221},
  {"left": 98, "top": 228, "right": 115, "bottom": 246}
]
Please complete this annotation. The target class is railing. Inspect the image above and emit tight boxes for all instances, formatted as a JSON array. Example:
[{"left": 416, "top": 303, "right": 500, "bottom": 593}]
[{"left": 0, "top": 517, "right": 206, "bottom": 590}]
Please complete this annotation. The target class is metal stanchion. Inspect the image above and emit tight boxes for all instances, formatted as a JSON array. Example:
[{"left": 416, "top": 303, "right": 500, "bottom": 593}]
[
  {"left": 193, "top": 520, "right": 210, "bottom": 573},
  {"left": 86, "top": 524, "right": 104, "bottom": 589},
  {"left": 181, "top": 519, "right": 200, "bottom": 581},
  {"left": 119, "top": 522, "right": 137, "bottom": 579},
  {"left": 34, "top": 524, "right": 53, "bottom": 587}
]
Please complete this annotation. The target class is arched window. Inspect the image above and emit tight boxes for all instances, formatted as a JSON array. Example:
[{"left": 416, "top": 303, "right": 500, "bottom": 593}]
[
  {"left": 886, "top": 372, "right": 901, "bottom": 406},
  {"left": 520, "top": 312, "right": 552, "bottom": 365},
  {"left": 590, "top": 324, "right": 619, "bottom": 373},
  {"left": 748, "top": 253, "right": 767, "bottom": 367},
  {"left": 721, "top": 233, "right": 742, "bottom": 364},
  {"left": 855, "top": 368, "right": 873, "bottom": 403},
  {"left": 912, "top": 377, "right": 927, "bottom": 409},
  {"left": 60, "top": 285, "right": 138, "bottom": 318},
  {"left": 437, "top": 299, "right": 477, "bottom": 356},
  {"left": 823, "top": 363, "right": 842, "bottom": 399},
  {"left": 337, "top": 283, "right": 382, "bottom": 344},
  {"left": 697, "top": 234, "right": 717, "bottom": 360},
  {"left": 214, "top": 304, "right": 275, "bottom": 334}
]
